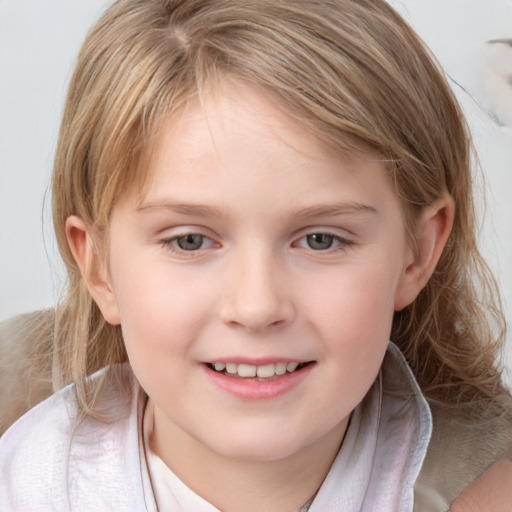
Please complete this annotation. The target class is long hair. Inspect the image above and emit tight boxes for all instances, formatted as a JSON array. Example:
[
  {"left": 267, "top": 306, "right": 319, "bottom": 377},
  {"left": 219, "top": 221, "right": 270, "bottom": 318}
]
[{"left": 50, "top": 0, "right": 507, "bottom": 415}]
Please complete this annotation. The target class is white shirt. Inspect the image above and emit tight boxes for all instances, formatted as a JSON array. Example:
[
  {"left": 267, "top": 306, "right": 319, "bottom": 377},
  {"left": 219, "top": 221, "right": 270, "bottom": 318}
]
[{"left": 0, "top": 343, "right": 432, "bottom": 511}]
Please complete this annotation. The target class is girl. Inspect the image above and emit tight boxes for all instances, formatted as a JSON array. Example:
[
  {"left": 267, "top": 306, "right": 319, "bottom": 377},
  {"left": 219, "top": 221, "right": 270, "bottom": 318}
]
[{"left": 1, "top": 0, "right": 511, "bottom": 510}]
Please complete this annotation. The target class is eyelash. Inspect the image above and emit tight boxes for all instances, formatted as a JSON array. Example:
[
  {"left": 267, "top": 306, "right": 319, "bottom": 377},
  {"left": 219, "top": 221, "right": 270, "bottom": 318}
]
[{"left": 159, "top": 231, "right": 354, "bottom": 255}]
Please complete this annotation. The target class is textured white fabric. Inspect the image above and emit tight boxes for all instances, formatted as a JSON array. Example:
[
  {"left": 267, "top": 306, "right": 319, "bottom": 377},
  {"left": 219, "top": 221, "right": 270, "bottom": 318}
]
[
  {"left": 0, "top": 366, "right": 155, "bottom": 512},
  {"left": 0, "top": 343, "right": 431, "bottom": 511}
]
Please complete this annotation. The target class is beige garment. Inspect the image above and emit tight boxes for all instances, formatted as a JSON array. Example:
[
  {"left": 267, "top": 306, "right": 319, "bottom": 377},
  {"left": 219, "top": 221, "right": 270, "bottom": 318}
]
[
  {"left": 0, "top": 310, "right": 54, "bottom": 434},
  {"left": 414, "top": 401, "right": 512, "bottom": 510}
]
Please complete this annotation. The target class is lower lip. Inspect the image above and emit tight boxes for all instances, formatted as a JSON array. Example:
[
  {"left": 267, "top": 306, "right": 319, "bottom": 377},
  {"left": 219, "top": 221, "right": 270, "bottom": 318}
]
[{"left": 202, "top": 363, "right": 315, "bottom": 400}]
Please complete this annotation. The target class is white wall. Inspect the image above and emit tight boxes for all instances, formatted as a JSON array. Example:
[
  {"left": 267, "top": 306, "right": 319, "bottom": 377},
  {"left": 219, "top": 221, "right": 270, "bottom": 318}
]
[
  {"left": 0, "top": 0, "right": 110, "bottom": 315},
  {"left": 1, "top": 0, "right": 511, "bottom": 374}
]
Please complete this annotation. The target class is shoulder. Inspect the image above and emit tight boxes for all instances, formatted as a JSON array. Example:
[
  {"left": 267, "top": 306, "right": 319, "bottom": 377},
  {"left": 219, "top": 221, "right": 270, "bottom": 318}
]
[
  {"left": 0, "top": 364, "right": 145, "bottom": 510},
  {"left": 0, "top": 309, "right": 54, "bottom": 433},
  {"left": 450, "top": 459, "right": 512, "bottom": 512},
  {"left": 415, "top": 398, "right": 512, "bottom": 511}
]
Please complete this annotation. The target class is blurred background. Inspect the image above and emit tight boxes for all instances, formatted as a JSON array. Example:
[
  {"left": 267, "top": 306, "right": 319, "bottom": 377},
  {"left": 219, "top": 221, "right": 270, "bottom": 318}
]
[{"left": 1, "top": 0, "right": 511, "bottom": 378}]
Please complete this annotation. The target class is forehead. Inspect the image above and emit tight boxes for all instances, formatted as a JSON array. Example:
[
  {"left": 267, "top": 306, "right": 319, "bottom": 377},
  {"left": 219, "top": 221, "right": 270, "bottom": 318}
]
[
  {"left": 109, "top": 80, "right": 407, "bottom": 247},
  {"left": 133, "top": 80, "right": 387, "bottom": 205}
]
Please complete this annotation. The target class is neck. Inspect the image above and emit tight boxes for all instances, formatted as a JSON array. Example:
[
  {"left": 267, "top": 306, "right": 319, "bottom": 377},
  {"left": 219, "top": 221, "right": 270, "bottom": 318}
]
[{"left": 150, "top": 403, "right": 348, "bottom": 512}]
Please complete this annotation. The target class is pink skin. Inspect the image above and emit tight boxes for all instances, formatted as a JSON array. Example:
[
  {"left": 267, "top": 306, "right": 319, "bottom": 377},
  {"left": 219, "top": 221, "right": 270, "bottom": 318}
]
[
  {"left": 106, "top": 79, "right": 411, "bottom": 462},
  {"left": 68, "top": 80, "right": 454, "bottom": 511}
]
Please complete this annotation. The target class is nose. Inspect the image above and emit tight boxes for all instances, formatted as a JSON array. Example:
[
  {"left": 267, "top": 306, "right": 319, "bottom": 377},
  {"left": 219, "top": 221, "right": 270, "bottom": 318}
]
[{"left": 219, "top": 249, "right": 295, "bottom": 332}]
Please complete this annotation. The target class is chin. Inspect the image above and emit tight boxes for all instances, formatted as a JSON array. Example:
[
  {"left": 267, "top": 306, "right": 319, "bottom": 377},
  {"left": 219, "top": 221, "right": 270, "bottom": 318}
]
[{"left": 202, "top": 426, "right": 312, "bottom": 463}]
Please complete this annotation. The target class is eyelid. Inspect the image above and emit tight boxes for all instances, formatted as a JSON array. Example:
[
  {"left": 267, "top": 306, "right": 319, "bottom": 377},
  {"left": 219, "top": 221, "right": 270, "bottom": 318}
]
[{"left": 293, "top": 225, "right": 355, "bottom": 239}]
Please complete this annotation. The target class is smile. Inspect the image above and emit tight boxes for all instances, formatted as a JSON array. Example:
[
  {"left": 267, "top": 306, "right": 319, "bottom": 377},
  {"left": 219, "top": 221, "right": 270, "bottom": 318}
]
[
  {"left": 206, "top": 361, "right": 313, "bottom": 380},
  {"left": 203, "top": 360, "right": 316, "bottom": 400}
]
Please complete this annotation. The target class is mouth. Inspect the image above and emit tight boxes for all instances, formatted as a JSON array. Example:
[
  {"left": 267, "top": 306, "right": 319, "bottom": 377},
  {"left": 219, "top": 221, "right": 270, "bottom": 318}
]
[{"left": 205, "top": 361, "right": 315, "bottom": 381}]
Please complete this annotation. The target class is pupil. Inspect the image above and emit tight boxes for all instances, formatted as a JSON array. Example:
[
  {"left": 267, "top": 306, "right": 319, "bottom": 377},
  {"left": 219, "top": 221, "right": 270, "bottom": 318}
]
[
  {"left": 307, "top": 233, "right": 333, "bottom": 250},
  {"left": 177, "top": 234, "right": 203, "bottom": 250}
]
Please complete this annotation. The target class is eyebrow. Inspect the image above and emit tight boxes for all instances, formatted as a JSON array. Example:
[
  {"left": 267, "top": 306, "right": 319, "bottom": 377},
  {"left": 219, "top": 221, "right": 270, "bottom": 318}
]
[
  {"left": 136, "top": 200, "right": 377, "bottom": 218},
  {"left": 136, "top": 201, "right": 224, "bottom": 217},
  {"left": 294, "top": 203, "right": 377, "bottom": 218}
]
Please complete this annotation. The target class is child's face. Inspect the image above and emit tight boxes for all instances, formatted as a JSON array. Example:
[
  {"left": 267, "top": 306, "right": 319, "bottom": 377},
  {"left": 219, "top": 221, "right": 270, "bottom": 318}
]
[{"left": 103, "top": 81, "right": 415, "bottom": 464}]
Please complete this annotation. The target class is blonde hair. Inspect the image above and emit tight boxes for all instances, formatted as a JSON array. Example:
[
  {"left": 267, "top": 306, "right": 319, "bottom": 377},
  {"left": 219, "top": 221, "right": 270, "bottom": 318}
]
[{"left": 50, "top": 0, "right": 508, "bottom": 415}]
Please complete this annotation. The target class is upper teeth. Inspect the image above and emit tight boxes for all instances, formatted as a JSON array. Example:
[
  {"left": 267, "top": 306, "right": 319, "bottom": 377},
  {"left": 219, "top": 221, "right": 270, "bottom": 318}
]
[{"left": 213, "top": 362, "right": 300, "bottom": 378}]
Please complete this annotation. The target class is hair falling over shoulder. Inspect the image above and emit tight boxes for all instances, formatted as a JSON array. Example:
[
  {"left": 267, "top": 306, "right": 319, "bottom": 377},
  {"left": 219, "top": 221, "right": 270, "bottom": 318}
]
[{"left": 47, "top": 0, "right": 509, "bottom": 417}]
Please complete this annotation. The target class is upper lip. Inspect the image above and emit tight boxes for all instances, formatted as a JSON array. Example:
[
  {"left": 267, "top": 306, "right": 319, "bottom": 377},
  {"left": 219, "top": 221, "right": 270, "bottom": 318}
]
[{"left": 203, "top": 357, "right": 312, "bottom": 365}]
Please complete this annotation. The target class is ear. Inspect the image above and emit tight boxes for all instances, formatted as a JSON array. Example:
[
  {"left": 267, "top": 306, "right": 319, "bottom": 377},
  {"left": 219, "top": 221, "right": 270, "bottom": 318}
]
[
  {"left": 65, "top": 216, "right": 121, "bottom": 325},
  {"left": 394, "top": 195, "right": 455, "bottom": 311}
]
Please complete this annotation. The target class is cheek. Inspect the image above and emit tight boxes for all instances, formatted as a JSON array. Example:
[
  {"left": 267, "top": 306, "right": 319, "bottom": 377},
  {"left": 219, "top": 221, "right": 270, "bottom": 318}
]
[
  {"left": 300, "top": 269, "right": 397, "bottom": 438},
  {"left": 303, "top": 259, "right": 399, "bottom": 340},
  {"left": 300, "top": 258, "right": 400, "bottom": 399},
  {"left": 109, "top": 260, "right": 215, "bottom": 361}
]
